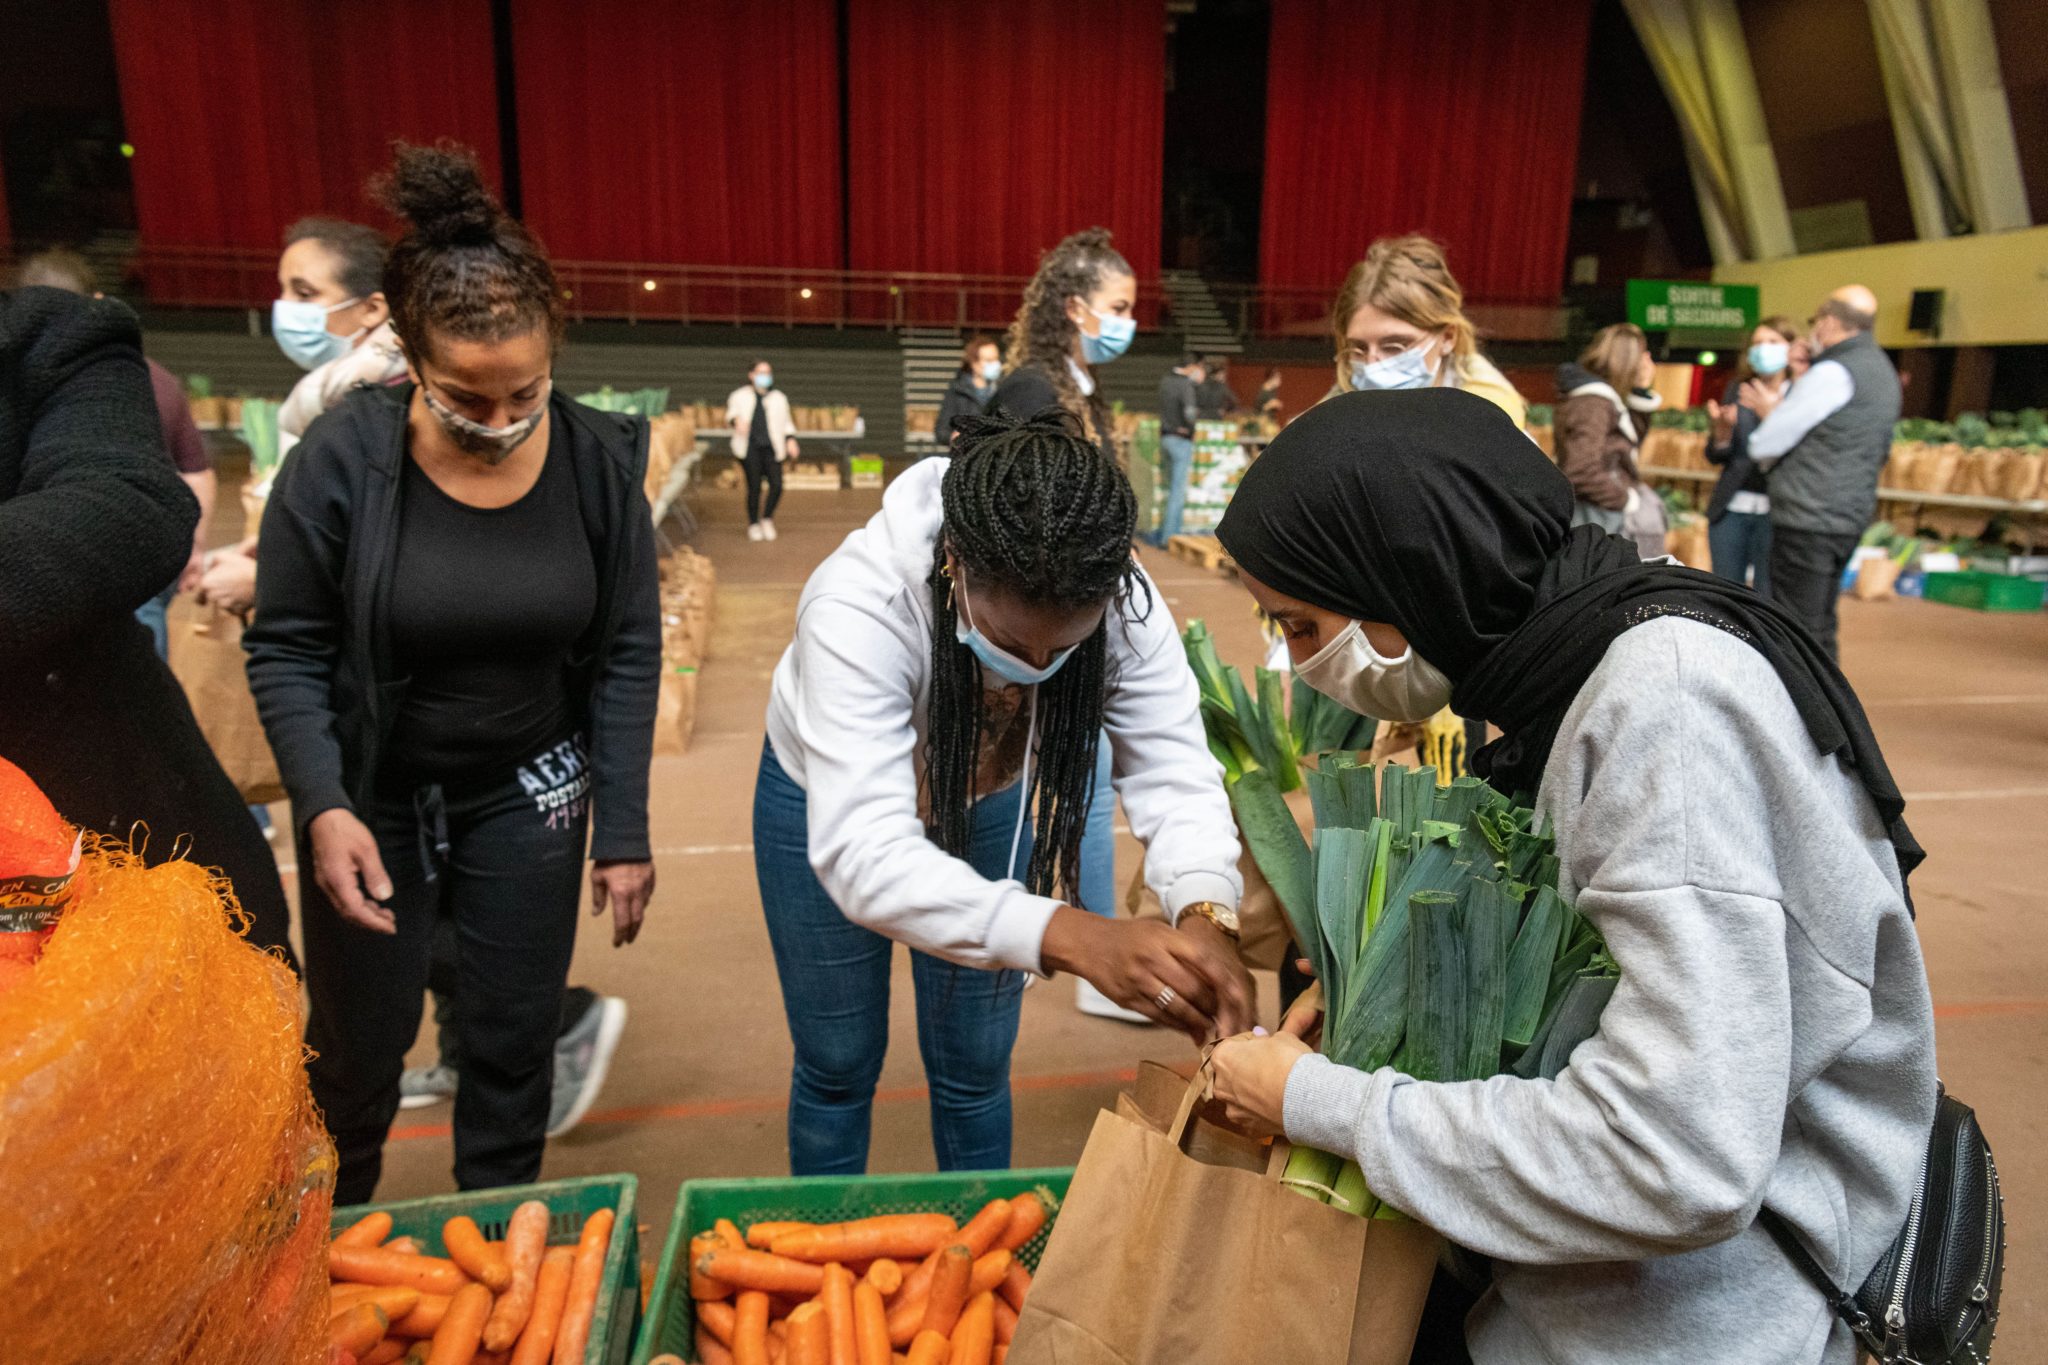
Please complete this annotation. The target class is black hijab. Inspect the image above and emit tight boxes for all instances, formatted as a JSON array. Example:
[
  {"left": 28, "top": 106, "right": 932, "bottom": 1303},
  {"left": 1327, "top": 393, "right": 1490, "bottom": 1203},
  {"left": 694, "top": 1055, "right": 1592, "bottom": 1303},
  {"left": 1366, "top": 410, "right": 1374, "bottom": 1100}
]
[{"left": 1217, "top": 389, "right": 1923, "bottom": 896}]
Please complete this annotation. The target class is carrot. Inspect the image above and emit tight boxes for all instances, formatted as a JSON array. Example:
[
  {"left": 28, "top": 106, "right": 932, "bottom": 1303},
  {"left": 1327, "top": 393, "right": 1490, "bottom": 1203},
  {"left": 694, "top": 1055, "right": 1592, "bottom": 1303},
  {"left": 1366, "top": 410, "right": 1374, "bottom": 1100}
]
[
  {"left": 551, "top": 1207, "right": 614, "bottom": 1365},
  {"left": 334, "top": 1287, "right": 421, "bottom": 1324},
  {"left": 362, "top": 1342, "right": 409, "bottom": 1365},
  {"left": 733, "top": 1290, "right": 772, "bottom": 1365},
  {"left": 852, "top": 1280, "right": 892, "bottom": 1365},
  {"left": 995, "top": 1263, "right": 1030, "bottom": 1314},
  {"left": 745, "top": 1221, "right": 815, "bottom": 1249},
  {"left": 991, "top": 1297, "right": 1016, "bottom": 1347},
  {"left": 387, "top": 1236, "right": 423, "bottom": 1256},
  {"left": 693, "top": 1332, "right": 735, "bottom": 1365},
  {"left": 991, "top": 1349, "right": 1005, "bottom": 1365},
  {"left": 954, "top": 1202, "right": 1012, "bottom": 1258},
  {"left": 698, "top": 1247, "right": 827, "bottom": 1298},
  {"left": 864, "top": 1260, "right": 904, "bottom": 1297},
  {"left": 770, "top": 1215, "right": 960, "bottom": 1265},
  {"left": 428, "top": 1282, "right": 492, "bottom": 1365},
  {"left": 699, "top": 1297, "right": 739, "bottom": 1346},
  {"left": 332, "top": 1303, "right": 391, "bottom": 1356},
  {"left": 329, "top": 1244, "right": 470, "bottom": 1295},
  {"left": 442, "top": 1216, "right": 513, "bottom": 1293},
  {"left": 336, "top": 1211, "right": 396, "bottom": 1249},
  {"left": 946, "top": 1293, "right": 993, "bottom": 1365},
  {"left": 332, "top": 1283, "right": 382, "bottom": 1313},
  {"left": 715, "top": 1218, "right": 749, "bottom": 1250},
  {"left": 993, "top": 1196, "right": 1044, "bottom": 1254},
  {"left": 403, "top": 1345, "right": 432, "bottom": 1365},
  {"left": 919, "top": 1247, "right": 973, "bottom": 1340},
  {"left": 820, "top": 1263, "right": 859, "bottom": 1365},
  {"left": 786, "top": 1301, "right": 831, "bottom": 1365},
  {"left": 965, "top": 1252, "right": 1009, "bottom": 1300},
  {"left": 508, "top": 1249, "right": 574, "bottom": 1365},
  {"left": 688, "top": 1233, "right": 732, "bottom": 1300},
  {"left": 391, "top": 1292, "right": 453, "bottom": 1337},
  {"left": 904, "top": 1332, "right": 950, "bottom": 1365},
  {"left": 482, "top": 1201, "right": 551, "bottom": 1351},
  {"left": 885, "top": 1252, "right": 937, "bottom": 1348}
]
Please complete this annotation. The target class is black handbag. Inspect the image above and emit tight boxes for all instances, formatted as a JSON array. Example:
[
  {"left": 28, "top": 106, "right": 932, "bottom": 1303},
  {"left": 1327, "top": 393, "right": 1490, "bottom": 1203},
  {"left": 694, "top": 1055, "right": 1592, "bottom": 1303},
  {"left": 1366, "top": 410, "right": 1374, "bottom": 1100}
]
[{"left": 1760, "top": 1088, "right": 2005, "bottom": 1363}]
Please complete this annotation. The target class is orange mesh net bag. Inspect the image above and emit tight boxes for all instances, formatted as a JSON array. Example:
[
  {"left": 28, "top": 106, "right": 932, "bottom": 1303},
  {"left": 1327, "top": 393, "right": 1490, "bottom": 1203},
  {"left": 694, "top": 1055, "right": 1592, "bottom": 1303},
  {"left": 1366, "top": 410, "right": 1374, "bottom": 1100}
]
[{"left": 0, "top": 759, "right": 334, "bottom": 1364}]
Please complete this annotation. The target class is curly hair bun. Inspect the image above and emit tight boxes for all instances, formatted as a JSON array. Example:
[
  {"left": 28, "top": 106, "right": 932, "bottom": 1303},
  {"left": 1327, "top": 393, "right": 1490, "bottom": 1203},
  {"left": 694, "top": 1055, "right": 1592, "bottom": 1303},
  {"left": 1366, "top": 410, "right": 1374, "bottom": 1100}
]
[{"left": 372, "top": 141, "right": 500, "bottom": 247}]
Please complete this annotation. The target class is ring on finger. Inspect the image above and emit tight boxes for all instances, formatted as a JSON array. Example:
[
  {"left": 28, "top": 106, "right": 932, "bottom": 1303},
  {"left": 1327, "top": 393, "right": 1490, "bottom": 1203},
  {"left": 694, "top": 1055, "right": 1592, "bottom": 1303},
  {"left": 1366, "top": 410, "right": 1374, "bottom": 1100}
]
[{"left": 1155, "top": 985, "right": 1177, "bottom": 1012}]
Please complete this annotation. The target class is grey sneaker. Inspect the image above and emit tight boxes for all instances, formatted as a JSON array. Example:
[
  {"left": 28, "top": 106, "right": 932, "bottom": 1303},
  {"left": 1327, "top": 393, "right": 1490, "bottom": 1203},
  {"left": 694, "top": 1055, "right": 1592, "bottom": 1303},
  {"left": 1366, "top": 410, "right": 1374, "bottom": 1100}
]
[
  {"left": 547, "top": 995, "right": 628, "bottom": 1138},
  {"left": 398, "top": 1064, "right": 457, "bottom": 1111}
]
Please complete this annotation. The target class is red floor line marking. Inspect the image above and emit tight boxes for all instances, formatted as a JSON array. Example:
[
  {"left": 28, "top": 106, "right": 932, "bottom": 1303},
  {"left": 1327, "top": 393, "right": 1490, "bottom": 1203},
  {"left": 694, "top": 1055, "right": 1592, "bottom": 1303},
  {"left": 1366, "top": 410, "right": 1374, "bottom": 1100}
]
[
  {"left": 386, "top": 1064, "right": 1142, "bottom": 1143},
  {"left": 1931, "top": 999, "right": 2048, "bottom": 1020}
]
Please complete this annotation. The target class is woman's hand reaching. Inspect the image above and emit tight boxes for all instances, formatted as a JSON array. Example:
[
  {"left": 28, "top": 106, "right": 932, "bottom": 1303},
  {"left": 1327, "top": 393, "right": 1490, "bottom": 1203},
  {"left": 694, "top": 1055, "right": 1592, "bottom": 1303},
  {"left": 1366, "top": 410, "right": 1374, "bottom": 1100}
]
[
  {"left": 1210, "top": 1030, "right": 1312, "bottom": 1138},
  {"left": 1040, "top": 907, "right": 1256, "bottom": 1044}
]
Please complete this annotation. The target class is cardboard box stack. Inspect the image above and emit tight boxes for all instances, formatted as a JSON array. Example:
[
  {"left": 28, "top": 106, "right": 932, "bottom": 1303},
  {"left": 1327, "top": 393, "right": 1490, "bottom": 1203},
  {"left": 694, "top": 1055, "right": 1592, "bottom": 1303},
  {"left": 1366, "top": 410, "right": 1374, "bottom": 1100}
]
[
  {"left": 655, "top": 548, "right": 718, "bottom": 756},
  {"left": 1182, "top": 420, "right": 1251, "bottom": 534}
]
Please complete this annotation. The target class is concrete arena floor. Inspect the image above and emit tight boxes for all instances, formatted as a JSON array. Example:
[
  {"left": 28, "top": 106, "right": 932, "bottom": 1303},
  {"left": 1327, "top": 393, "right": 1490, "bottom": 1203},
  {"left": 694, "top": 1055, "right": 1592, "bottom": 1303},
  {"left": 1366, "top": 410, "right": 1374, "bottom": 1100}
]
[{"left": 259, "top": 482, "right": 2046, "bottom": 1352}]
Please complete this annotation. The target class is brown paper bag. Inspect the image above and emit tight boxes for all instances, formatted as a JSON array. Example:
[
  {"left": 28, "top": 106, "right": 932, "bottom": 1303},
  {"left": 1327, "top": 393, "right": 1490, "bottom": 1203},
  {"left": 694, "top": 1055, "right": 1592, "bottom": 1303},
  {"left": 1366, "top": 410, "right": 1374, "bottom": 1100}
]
[
  {"left": 1854, "top": 556, "right": 1902, "bottom": 601},
  {"left": 1011, "top": 1068, "right": 1439, "bottom": 1365},
  {"left": 653, "top": 665, "right": 697, "bottom": 757},
  {"left": 168, "top": 605, "right": 285, "bottom": 804}
]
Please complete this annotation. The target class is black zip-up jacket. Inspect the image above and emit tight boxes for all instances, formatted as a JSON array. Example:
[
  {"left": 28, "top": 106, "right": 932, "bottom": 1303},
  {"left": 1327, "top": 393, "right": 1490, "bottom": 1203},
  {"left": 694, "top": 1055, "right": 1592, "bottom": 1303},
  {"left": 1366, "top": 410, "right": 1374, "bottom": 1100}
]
[
  {"left": 245, "top": 385, "right": 661, "bottom": 861},
  {"left": 1704, "top": 376, "right": 1772, "bottom": 523},
  {"left": 934, "top": 368, "right": 993, "bottom": 449}
]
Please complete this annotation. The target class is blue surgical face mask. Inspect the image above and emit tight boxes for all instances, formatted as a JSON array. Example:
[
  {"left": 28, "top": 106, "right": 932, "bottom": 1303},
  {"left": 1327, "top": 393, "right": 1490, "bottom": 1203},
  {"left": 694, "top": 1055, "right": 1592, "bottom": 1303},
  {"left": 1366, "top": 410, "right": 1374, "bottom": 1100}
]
[
  {"left": 979, "top": 359, "right": 1002, "bottom": 383},
  {"left": 953, "top": 570, "right": 1078, "bottom": 686},
  {"left": 1079, "top": 306, "right": 1136, "bottom": 366},
  {"left": 1747, "top": 341, "right": 1790, "bottom": 376},
  {"left": 752, "top": 371, "right": 773, "bottom": 390},
  {"left": 272, "top": 297, "right": 362, "bottom": 371},
  {"left": 1349, "top": 340, "right": 1439, "bottom": 392}
]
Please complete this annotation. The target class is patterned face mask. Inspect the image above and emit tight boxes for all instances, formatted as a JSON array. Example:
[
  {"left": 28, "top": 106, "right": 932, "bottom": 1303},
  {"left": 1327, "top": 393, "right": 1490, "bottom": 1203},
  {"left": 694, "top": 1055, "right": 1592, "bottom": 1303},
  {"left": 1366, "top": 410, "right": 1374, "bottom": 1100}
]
[{"left": 420, "top": 381, "right": 550, "bottom": 465}]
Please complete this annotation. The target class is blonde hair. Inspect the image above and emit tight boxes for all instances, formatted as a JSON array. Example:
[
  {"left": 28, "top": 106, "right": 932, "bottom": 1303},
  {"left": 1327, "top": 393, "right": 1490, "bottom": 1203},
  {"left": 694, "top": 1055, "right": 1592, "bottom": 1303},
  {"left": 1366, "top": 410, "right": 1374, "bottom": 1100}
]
[
  {"left": 1331, "top": 235, "right": 1478, "bottom": 393},
  {"left": 1579, "top": 322, "right": 1649, "bottom": 395}
]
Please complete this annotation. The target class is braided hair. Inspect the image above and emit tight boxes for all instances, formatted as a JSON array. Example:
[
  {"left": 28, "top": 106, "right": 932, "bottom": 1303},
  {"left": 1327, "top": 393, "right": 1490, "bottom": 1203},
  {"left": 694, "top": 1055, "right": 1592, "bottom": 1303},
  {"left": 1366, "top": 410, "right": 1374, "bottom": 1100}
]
[
  {"left": 1002, "top": 228, "right": 1132, "bottom": 438},
  {"left": 369, "top": 140, "right": 563, "bottom": 363},
  {"left": 925, "top": 410, "right": 1148, "bottom": 904}
]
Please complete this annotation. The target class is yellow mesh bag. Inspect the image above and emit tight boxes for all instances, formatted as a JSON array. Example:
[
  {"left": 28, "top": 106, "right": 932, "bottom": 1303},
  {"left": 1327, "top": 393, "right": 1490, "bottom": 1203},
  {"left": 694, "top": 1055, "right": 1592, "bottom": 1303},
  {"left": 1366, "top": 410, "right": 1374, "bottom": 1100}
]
[{"left": 0, "top": 839, "right": 333, "bottom": 1364}]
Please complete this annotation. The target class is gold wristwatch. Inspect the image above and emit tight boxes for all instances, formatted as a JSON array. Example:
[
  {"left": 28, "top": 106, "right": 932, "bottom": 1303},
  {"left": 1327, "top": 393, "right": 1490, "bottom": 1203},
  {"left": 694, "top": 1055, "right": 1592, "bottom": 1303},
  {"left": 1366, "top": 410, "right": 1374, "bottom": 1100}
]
[{"left": 1178, "top": 901, "right": 1240, "bottom": 940}]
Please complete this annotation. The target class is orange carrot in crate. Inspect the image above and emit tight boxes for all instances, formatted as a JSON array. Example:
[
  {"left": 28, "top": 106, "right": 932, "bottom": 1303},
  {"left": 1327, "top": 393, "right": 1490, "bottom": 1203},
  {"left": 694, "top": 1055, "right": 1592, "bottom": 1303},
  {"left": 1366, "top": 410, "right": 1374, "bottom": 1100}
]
[
  {"left": 332, "top": 1282, "right": 382, "bottom": 1313},
  {"left": 946, "top": 1293, "right": 993, "bottom": 1365},
  {"left": 334, "top": 1287, "right": 421, "bottom": 1324},
  {"left": 508, "top": 1249, "right": 574, "bottom": 1365},
  {"left": 699, "top": 1247, "right": 827, "bottom": 1297},
  {"left": 387, "top": 1237, "right": 423, "bottom": 1256},
  {"left": 885, "top": 1255, "right": 936, "bottom": 1347},
  {"left": 336, "top": 1211, "right": 396, "bottom": 1248},
  {"left": 993, "top": 1196, "right": 1044, "bottom": 1254},
  {"left": 443, "top": 1215, "right": 513, "bottom": 1292},
  {"left": 852, "top": 1280, "right": 892, "bottom": 1365},
  {"left": 551, "top": 1207, "right": 614, "bottom": 1365},
  {"left": 429, "top": 1282, "right": 493, "bottom": 1365},
  {"left": 403, "top": 1344, "right": 432, "bottom": 1365},
  {"left": 745, "top": 1221, "right": 814, "bottom": 1249},
  {"left": 786, "top": 1301, "right": 831, "bottom": 1365},
  {"left": 689, "top": 1233, "right": 731, "bottom": 1299},
  {"left": 995, "top": 1263, "right": 1030, "bottom": 1314},
  {"left": 699, "top": 1297, "right": 739, "bottom": 1346},
  {"left": 362, "top": 1341, "right": 409, "bottom": 1365},
  {"left": 919, "top": 1248, "right": 973, "bottom": 1339},
  {"left": 392, "top": 1292, "right": 453, "bottom": 1337},
  {"left": 965, "top": 1252, "right": 1009, "bottom": 1299},
  {"left": 904, "top": 1332, "right": 950, "bottom": 1365},
  {"left": 991, "top": 1297, "right": 1016, "bottom": 1346},
  {"left": 715, "top": 1218, "right": 749, "bottom": 1250},
  {"left": 864, "top": 1259, "right": 903, "bottom": 1297},
  {"left": 332, "top": 1303, "right": 391, "bottom": 1356},
  {"left": 733, "top": 1290, "right": 772, "bottom": 1365},
  {"left": 820, "top": 1262, "right": 858, "bottom": 1365},
  {"left": 330, "top": 1244, "right": 471, "bottom": 1295},
  {"left": 483, "top": 1201, "right": 551, "bottom": 1351},
  {"left": 954, "top": 1201, "right": 1012, "bottom": 1258},
  {"left": 693, "top": 1333, "right": 734, "bottom": 1365},
  {"left": 991, "top": 1348, "right": 1005, "bottom": 1365},
  {"left": 770, "top": 1215, "right": 959, "bottom": 1265}
]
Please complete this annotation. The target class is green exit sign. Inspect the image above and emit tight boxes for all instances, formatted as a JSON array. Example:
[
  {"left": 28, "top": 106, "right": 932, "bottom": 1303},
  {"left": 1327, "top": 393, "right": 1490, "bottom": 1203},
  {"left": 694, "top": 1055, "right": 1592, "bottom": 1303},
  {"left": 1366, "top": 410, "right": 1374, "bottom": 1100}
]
[{"left": 1626, "top": 279, "right": 1759, "bottom": 332}]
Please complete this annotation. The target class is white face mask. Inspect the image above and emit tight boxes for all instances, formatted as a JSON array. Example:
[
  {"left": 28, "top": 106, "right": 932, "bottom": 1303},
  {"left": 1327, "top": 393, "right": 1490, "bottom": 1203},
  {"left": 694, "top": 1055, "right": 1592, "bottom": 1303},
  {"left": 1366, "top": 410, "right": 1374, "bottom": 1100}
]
[
  {"left": 1350, "top": 339, "right": 1442, "bottom": 392},
  {"left": 1295, "top": 621, "right": 1454, "bottom": 722}
]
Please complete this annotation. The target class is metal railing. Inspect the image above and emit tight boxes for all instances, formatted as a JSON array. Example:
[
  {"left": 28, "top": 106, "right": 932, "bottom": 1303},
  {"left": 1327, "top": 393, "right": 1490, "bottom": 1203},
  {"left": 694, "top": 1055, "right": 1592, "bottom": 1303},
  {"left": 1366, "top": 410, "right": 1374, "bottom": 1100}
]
[{"left": 77, "top": 246, "right": 1566, "bottom": 341}]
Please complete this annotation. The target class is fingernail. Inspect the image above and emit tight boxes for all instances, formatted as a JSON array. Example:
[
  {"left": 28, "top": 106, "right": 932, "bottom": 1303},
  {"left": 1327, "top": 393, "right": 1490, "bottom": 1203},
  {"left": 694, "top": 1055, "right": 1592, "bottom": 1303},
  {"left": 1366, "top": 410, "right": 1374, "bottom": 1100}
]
[{"left": 1253, "top": 1026, "right": 1269, "bottom": 1036}]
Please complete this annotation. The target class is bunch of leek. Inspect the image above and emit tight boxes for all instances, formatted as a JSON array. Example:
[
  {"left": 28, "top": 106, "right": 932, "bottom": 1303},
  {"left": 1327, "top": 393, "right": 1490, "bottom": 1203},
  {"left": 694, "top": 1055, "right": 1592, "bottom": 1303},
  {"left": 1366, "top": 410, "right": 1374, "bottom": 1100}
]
[
  {"left": 1182, "top": 620, "right": 1377, "bottom": 791},
  {"left": 1229, "top": 758, "right": 1619, "bottom": 1217}
]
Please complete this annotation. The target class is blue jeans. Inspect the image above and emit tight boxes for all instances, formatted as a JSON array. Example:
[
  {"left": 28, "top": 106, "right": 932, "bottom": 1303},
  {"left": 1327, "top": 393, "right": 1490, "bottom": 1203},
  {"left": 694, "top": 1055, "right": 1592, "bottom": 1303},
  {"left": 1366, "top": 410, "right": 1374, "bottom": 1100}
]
[
  {"left": 1159, "top": 434, "right": 1194, "bottom": 541},
  {"left": 1079, "top": 738, "right": 1114, "bottom": 916},
  {"left": 134, "top": 581, "right": 176, "bottom": 660},
  {"left": 754, "top": 739, "right": 1030, "bottom": 1174},
  {"left": 1708, "top": 511, "right": 1772, "bottom": 597}
]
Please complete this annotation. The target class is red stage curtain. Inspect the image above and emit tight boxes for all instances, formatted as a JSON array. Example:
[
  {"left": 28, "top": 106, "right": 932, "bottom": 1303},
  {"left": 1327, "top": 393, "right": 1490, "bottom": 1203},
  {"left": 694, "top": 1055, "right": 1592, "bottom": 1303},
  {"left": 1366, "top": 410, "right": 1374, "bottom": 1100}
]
[
  {"left": 109, "top": 0, "right": 501, "bottom": 251},
  {"left": 845, "top": 0, "right": 1164, "bottom": 280},
  {"left": 1258, "top": 0, "right": 1592, "bottom": 303},
  {"left": 509, "top": 0, "right": 843, "bottom": 267}
]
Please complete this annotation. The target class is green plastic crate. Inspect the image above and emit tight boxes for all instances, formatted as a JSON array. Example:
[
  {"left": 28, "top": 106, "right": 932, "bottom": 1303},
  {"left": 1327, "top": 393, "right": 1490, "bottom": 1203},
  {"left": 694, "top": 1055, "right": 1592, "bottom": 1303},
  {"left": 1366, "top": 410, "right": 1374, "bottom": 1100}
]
[
  {"left": 632, "top": 1168, "right": 1071, "bottom": 1365},
  {"left": 1922, "top": 570, "right": 2046, "bottom": 612},
  {"left": 331, "top": 1174, "right": 640, "bottom": 1365}
]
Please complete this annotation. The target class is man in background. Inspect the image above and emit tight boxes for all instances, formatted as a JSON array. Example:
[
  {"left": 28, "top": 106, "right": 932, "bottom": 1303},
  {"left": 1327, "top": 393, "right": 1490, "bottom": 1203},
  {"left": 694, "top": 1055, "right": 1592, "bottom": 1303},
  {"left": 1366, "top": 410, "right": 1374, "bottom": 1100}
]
[
  {"left": 1743, "top": 285, "right": 1900, "bottom": 659},
  {"left": 1151, "top": 353, "right": 1203, "bottom": 547},
  {"left": 16, "top": 248, "right": 212, "bottom": 658},
  {"left": 1196, "top": 353, "right": 1239, "bottom": 420}
]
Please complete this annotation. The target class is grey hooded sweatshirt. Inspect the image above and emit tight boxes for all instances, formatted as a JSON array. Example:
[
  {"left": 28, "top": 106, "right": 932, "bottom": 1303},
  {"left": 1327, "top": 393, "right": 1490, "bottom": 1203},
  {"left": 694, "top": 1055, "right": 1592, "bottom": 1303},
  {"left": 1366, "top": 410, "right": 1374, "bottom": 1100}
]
[{"left": 1284, "top": 615, "right": 1937, "bottom": 1364}]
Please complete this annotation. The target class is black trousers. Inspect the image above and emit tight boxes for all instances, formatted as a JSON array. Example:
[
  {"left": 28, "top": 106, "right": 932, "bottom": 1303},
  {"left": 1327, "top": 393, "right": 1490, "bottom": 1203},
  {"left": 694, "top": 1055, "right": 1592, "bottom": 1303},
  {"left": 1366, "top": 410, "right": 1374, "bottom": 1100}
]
[
  {"left": 1769, "top": 526, "right": 1860, "bottom": 660},
  {"left": 743, "top": 445, "right": 784, "bottom": 523},
  {"left": 302, "top": 734, "right": 590, "bottom": 1204}
]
